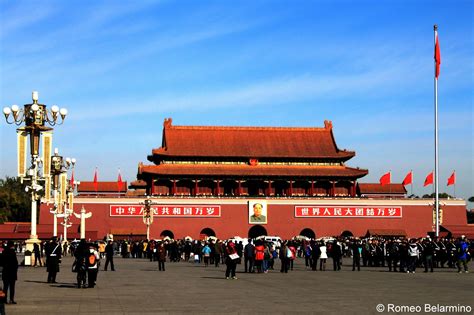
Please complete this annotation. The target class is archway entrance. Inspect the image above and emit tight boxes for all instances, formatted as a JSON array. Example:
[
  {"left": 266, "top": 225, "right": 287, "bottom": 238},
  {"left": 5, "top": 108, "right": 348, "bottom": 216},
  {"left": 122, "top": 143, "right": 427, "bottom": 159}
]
[
  {"left": 248, "top": 225, "right": 267, "bottom": 239},
  {"left": 160, "top": 230, "right": 175, "bottom": 239},
  {"left": 341, "top": 230, "right": 354, "bottom": 238},
  {"left": 299, "top": 228, "right": 316, "bottom": 239},
  {"left": 200, "top": 228, "right": 216, "bottom": 238}
]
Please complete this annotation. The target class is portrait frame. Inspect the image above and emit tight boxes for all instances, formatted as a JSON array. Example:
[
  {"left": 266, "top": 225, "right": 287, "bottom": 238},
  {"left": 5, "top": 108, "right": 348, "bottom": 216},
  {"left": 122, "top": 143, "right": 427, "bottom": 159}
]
[{"left": 248, "top": 200, "right": 268, "bottom": 224}]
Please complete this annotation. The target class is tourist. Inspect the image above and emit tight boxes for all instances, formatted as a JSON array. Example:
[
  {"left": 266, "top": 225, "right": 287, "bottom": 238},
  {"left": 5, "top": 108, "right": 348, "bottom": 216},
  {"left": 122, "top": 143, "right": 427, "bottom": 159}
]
[
  {"left": 104, "top": 240, "right": 115, "bottom": 271},
  {"left": 351, "top": 239, "right": 362, "bottom": 271},
  {"left": 254, "top": 241, "right": 265, "bottom": 273},
  {"left": 456, "top": 236, "right": 469, "bottom": 273},
  {"left": 214, "top": 240, "right": 222, "bottom": 267},
  {"left": 33, "top": 243, "right": 42, "bottom": 267},
  {"left": 201, "top": 242, "right": 211, "bottom": 267},
  {"left": 1, "top": 240, "right": 18, "bottom": 304},
  {"left": 224, "top": 241, "right": 238, "bottom": 279},
  {"left": 310, "top": 240, "right": 320, "bottom": 271},
  {"left": 244, "top": 239, "right": 255, "bottom": 273},
  {"left": 279, "top": 241, "right": 290, "bottom": 273},
  {"left": 319, "top": 241, "right": 328, "bottom": 271},
  {"left": 87, "top": 244, "right": 100, "bottom": 288},
  {"left": 288, "top": 242, "right": 296, "bottom": 271},
  {"left": 73, "top": 239, "right": 88, "bottom": 288},
  {"left": 157, "top": 242, "right": 167, "bottom": 271},
  {"left": 331, "top": 240, "right": 342, "bottom": 271}
]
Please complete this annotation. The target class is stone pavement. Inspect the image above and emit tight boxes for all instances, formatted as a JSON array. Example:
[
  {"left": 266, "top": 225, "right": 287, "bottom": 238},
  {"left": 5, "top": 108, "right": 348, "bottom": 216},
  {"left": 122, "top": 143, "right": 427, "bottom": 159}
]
[{"left": 2, "top": 255, "right": 473, "bottom": 314}]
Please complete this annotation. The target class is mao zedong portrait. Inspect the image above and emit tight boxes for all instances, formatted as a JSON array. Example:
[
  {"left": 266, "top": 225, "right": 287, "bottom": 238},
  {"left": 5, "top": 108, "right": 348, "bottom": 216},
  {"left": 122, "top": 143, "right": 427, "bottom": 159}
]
[{"left": 250, "top": 203, "right": 267, "bottom": 223}]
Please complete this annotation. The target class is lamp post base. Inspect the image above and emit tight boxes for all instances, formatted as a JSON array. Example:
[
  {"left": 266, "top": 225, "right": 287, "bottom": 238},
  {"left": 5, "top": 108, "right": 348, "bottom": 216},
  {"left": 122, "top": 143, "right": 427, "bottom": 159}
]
[{"left": 25, "top": 237, "right": 42, "bottom": 267}]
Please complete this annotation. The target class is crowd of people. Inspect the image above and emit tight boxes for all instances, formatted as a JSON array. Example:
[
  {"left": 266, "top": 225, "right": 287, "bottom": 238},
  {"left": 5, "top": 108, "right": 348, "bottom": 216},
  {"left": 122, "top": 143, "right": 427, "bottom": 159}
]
[{"left": 0, "top": 234, "right": 471, "bottom": 306}]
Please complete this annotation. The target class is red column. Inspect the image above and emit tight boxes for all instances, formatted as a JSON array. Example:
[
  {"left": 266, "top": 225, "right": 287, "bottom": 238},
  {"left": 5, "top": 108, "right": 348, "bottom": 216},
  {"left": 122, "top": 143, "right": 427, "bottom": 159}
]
[
  {"left": 267, "top": 181, "right": 272, "bottom": 196},
  {"left": 289, "top": 180, "right": 293, "bottom": 196},
  {"left": 331, "top": 181, "right": 336, "bottom": 197},
  {"left": 194, "top": 180, "right": 199, "bottom": 196},
  {"left": 352, "top": 181, "right": 357, "bottom": 197},
  {"left": 150, "top": 176, "right": 155, "bottom": 195},
  {"left": 172, "top": 179, "right": 177, "bottom": 196},
  {"left": 237, "top": 180, "right": 242, "bottom": 196},
  {"left": 216, "top": 180, "right": 221, "bottom": 196},
  {"left": 311, "top": 180, "right": 315, "bottom": 196}
]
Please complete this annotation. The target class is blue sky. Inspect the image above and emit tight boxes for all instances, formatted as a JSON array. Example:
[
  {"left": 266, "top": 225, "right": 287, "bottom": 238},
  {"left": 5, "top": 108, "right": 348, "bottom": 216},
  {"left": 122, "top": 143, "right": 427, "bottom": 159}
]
[{"left": 1, "top": 0, "right": 473, "bottom": 203}]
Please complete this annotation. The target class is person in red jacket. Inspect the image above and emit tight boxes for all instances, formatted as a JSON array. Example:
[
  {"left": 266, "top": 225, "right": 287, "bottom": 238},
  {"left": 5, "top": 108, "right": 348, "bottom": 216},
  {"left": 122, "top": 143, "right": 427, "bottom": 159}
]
[{"left": 254, "top": 241, "right": 265, "bottom": 273}]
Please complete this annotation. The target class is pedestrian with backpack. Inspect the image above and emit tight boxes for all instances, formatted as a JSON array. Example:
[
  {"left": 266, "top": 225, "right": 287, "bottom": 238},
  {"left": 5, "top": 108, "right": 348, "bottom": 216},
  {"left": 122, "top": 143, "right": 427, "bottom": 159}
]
[{"left": 87, "top": 244, "right": 100, "bottom": 288}]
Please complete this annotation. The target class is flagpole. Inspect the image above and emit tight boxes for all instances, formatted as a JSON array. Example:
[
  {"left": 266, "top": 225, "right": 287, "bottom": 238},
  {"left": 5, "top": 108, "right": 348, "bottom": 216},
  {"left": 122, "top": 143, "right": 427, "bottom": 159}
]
[
  {"left": 453, "top": 171, "right": 456, "bottom": 198},
  {"left": 410, "top": 170, "right": 413, "bottom": 196},
  {"left": 434, "top": 25, "right": 440, "bottom": 237}
]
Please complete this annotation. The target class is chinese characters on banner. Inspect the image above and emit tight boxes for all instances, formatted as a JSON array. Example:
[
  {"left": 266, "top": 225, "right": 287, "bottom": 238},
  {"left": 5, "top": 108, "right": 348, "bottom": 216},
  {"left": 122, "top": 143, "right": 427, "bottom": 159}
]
[
  {"left": 295, "top": 206, "right": 402, "bottom": 218},
  {"left": 110, "top": 205, "right": 221, "bottom": 217}
]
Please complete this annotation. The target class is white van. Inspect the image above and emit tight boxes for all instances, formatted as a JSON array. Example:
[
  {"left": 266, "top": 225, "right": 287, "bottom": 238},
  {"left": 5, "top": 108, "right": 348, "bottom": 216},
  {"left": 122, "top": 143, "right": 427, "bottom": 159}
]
[{"left": 255, "top": 235, "right": 282, "bottom": 248}]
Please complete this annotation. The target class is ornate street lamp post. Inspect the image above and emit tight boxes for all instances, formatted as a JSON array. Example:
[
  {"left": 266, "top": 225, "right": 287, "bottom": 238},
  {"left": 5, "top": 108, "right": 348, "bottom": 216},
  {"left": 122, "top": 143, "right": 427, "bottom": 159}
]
[
  {"left": 141, "top": 196, "right": 155, "bottom": 241},
  {"left": 2, "top": 91, "right": 67, "bottom": 251},
  {"left": 50, "top": 148, "right": 75, "bottom": 237}
]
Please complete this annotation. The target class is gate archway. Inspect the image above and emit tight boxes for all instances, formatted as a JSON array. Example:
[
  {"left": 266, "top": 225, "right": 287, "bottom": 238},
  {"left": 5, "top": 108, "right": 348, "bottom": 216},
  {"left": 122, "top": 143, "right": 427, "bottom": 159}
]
[
  {"left": 160, "top": 230, "right": 175, "bottom": 239},
  {"left": 299, "top": 228, "right": 316, "bottom": 239},
  {"left": 200, "top": 228, "right": 216, "bottom": 237},
  {"left": 248, "top": 225, "right": 267, "bottom": 239}
]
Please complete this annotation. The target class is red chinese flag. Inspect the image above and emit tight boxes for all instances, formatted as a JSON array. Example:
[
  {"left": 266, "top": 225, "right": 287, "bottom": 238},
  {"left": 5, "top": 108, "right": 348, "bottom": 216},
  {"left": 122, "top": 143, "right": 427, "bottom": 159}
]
[
  {"left": 70, "top": 170, "right": 75, "bottom": 188},
  {"left": 424, "top": 172, "right": 434, "bottom": 187},
  {"left": 402, "top": 171, "right": 413, "bottom": 186},
  {"left": 447, "top": 171, "right": 456, "bottom": 186},
  {"left": 435, "top": 31, "right": 441, "bottom": 79},
  {"left": 117, "top": 171, "right": 123, "bottom": 192},
  {"left": 93, "top": 168, "right": 98, "bottom": 192},
  {"left": 379, "top": 172, "right": 391, "bottom": 185}
]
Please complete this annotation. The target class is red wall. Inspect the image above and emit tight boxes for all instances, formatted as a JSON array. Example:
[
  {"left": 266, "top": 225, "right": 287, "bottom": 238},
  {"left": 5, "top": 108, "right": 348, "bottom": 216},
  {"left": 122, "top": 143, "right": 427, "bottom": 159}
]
[{"left": 39, "top": 198, "right": 467, "bottom": 240}]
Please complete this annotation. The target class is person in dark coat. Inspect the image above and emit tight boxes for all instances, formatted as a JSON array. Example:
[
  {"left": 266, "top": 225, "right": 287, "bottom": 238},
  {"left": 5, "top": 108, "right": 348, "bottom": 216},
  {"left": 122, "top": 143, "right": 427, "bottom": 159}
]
[
  {"left": 351, "top": 240, "right": 362, "bottom": 271},
  {"left": 331, "top": 240, "right": 342, "bottom": 271},
  {"left": 104, "top": 240, "right": 115, "bottom": 271},
  {"left": 157, "top": 242, "right": 167, "bottom": 271},
  {"left": 45, "top": 237, "right": 62, "bottom": 283},
  {"left": 33, "top": 243, "right": 42, "bottom": 267},
  {"left": 1, "top": 241, "right": 18, "bottom": 304},
  {"left": 243, "top": 239, "right": 255, "bottom": 273},
  {"left": 74, "top": 239, "right": 88, "bottom": 288}
]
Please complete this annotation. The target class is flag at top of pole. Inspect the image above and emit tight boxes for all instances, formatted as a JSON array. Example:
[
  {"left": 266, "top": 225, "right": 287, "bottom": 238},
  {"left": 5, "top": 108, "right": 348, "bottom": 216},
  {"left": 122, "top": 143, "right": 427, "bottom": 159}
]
[
  {"left": 447, "top": 171, "right": 456, "bottom": 186},
  {"left": 117, "top": 169, "right": 124, "bottom": 193},
  {"left": 379, "top": 171, "right": 391, "bottom": 185},
  {"left": 93, "top": 167, "right": 98, "bottom": 193},
  {"left": 402, "top": 171, "right": 413, "bottom": 186},
  {"left": 435, "top": 25, "right": 441, "bottom": 79}
]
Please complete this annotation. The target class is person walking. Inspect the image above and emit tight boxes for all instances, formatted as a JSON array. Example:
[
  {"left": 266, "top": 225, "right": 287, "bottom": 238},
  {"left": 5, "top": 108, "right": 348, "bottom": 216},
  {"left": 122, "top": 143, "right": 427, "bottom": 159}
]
[
  {"left": 73, "top": 239, "right": 88, "bottom": 288},
  {"left": 456, "top": 236, "right": 469, "bottom": 273},
  {"left": 224, "top": 241, "right": 238, "bottom": 279},
  {"left": 279, "top": 241, "right": 290, "bottom": 273},
  {"left": 104, "top": 240, "right": 115, "bottom": 271},
  {"left": 351, "top": 239, "right": 362, "bottom": 271},
  {"left": 1, "top": 241, "right": 18, "bottom": 304},
  {"left": 244, "top": 239, "right": 255, "bottom": 273},
  {"left": 45, "top": 237, "right": 62, "bottom": 283},
  {"left": 319, "top": 241, "right": 328, "bottom": 271},
  {"left": 254, "top": 241, "right": 265, "bottom": 273},
  {"left": 87, "top": 244, "right": 100, "bottom": 288},
  {"left": 33, "top": 243, "right": 42, "bottom": 267},
  {"left": 202, "top": 243, "right": 212, "bottom": 267}
]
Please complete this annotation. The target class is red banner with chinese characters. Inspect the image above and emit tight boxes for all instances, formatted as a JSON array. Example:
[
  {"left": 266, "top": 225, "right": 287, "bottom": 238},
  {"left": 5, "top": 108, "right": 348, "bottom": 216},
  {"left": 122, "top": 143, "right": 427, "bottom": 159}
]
[
  {"left": 295, "top": 206, "right": 402, "bottom": 218},
  {"left": 110, "top": 205, "right": 221, "bottom": 217}
]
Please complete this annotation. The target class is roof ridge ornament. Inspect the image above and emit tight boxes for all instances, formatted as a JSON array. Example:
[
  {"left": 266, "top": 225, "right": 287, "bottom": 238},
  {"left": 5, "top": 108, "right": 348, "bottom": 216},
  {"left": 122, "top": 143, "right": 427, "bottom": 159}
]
[
  {"left": 163, "top": 118, "right": 173, "bottom": 128},
  {"left": 324, "top": 120, "right": 333, "bottom": 129}
]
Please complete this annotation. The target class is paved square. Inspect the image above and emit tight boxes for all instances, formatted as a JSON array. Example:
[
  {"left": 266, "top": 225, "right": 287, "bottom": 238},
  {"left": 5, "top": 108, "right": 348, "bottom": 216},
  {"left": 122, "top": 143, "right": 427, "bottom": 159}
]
[{"left": 3, "top": 255, "right": 473, "bottom": 314}]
